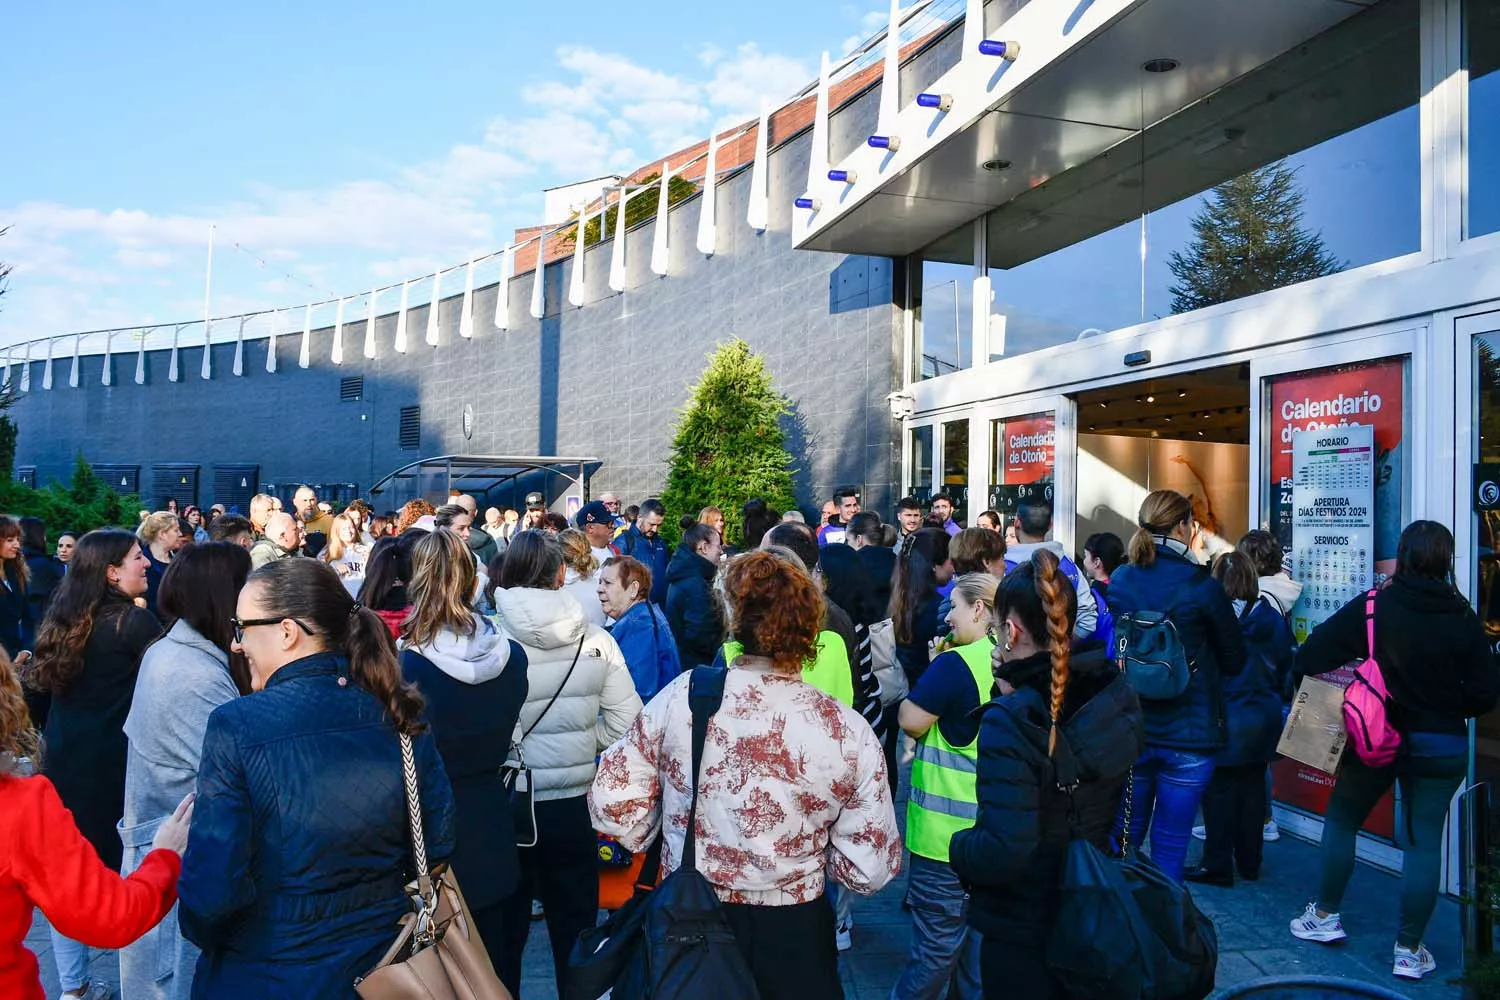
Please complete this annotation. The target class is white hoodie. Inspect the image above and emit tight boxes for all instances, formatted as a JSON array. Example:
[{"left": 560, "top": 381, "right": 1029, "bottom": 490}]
[
  {"left": 400, "top": 614, "right": 511, "bottom": 684},
  {"left": 1005, "top": 539, "right": 1099, "bottom": 639},
  {"left": 494, "top": 587, "right": 642, "bottom": 801},
  {"left": 1258, "top": 573, "right": 1304, "bottom": 619}
]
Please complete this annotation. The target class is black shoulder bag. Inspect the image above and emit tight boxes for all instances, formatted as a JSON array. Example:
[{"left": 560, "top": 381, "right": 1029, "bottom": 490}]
[
  {"left": 566, "top": 666, "right": 760, "bottom": 1000},
  {"left": 1045, "top": 731, "right": 1218, "bottom": 1000},
  {"left": 502, "top": 634, "right": 585, "bottom": 848}
]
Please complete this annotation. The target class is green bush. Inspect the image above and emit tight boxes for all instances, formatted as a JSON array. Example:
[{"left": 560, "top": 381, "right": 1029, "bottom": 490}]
[
  {"left": 0, "top": 454, "right": 139, "bottom": 542},
  {"left": 659, "top": 339, "right": 798, "bottom": 548},
  {"left": 567, "top": 173, "right": 700, "bottom": 248}
]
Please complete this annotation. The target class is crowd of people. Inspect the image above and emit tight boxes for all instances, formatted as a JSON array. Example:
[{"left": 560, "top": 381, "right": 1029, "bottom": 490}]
[{"left": 0, "top": 479, "right": 1494, "bottom": 999}]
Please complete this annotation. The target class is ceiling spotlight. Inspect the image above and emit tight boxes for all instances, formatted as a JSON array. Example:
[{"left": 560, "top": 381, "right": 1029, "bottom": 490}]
[
  {"left": 981, "top": 159, "right": 1012, "bottom": 172},
  {"left": 1177, "top": 390, "right": 1187, "bottom": 397},
  {"left": 1143, "top": 58, "right": 1180, "bottom": 73},
  {"left": 1145, "top": 394, "right": 1155, "bottom": 403},
  {"left": 1097, "top": 401, "right": 1108, "bottom": 409}
]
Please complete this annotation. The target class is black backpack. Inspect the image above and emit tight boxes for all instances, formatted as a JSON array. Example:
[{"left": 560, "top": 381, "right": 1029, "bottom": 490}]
[{"left": 566, "top": 667, "right": 760, "bottom": 1000}]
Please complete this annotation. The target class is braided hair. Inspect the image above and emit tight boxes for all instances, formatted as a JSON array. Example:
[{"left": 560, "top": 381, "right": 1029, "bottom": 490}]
[{"left": 996, "top": 549, "right": 1078, "bottom": 754}]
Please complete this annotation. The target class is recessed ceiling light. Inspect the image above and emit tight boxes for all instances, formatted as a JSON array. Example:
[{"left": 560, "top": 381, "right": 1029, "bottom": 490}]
[
  {"left": 981, "top": 158, "right": 1012, "bottom": 172},
  {"left": 1143, "top": 58, "right": 1180, "bottom": 73},
  {"left": 1145, "top": 394, "right": 1156, "bottom": 403},
  {"left": 1178, "top": 390, "right": 1187, "bottom": 398}
]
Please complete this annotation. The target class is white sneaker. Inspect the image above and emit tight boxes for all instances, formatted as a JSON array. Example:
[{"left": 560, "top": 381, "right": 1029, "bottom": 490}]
[
  {"left": 1289, "top": 903, "right": 1347, "bottom": 943},
  {"left": 1393, "top": 944, "right": 1436, "bottom": 980},
  {"left": 1263, "top": 820, "right": 1281, "bottom": 842},
  {"left": 835, "top": 921, "right": 852, "bottom": 952},
  {"left": 62, "top": 982, "right": 113, "bottom": 1000},
  {"left": 530, "top": 899, "right": 544, "bottom": 920},
  {"left": 1191, "top": 825, "right": 1206, "bottom": 840}
]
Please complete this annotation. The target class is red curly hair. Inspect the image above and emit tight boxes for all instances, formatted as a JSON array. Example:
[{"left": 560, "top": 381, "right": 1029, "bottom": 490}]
[
  {"left": 722, "top": 550, "right": 825, "bottom": 676},
  {"left": 394, "top": 499, "right": 436, "bottom": 534}
]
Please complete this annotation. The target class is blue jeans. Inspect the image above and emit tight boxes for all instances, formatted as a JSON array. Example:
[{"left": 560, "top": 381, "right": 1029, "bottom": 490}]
[
  {"left": 48, "top": 925, "right": 90, "bottom": 993},
  {"left": 890, "top": 854, "right": 982, "bottom": 1000},
  {"left": 1117, "top": 746, "right": 1216, "bottom": 883}
]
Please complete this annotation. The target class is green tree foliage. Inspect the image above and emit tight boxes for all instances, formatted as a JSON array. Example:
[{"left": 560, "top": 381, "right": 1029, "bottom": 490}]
[
  {"left": 568, "top": 174, "right": 700, "bottom": 248},
  {"left": 0, "top": 455, "right": 135, "bottom": 541},
  {"left": 660, "top": 339, "right": 798, "bottom": 548},
  {"left": 1166, "top": 161, "right": 1343, "bottom": 314}
]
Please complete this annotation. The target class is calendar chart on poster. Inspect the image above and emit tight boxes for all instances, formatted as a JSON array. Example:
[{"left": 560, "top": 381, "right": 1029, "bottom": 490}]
[{"left": 1290, "top": 424, "right": 1375, "bottom": 643}]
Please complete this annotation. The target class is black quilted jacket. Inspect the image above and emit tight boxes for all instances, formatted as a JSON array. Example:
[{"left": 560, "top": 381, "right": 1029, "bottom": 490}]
[{"left": 950, "top": 646, "right": 1143, "bottom": 941}]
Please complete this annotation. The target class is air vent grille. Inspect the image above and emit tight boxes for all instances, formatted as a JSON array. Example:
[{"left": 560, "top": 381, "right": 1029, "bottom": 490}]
[{"left": 399, "top": 406, "right": 421, "bottom": 450}]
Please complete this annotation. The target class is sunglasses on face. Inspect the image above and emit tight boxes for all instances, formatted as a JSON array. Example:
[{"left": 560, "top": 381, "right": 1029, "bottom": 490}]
[{"left": 231, "top": 616, "right": 314, "bottom": 644}]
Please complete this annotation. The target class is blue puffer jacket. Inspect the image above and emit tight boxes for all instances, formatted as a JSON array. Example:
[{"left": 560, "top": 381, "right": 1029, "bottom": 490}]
[
  {"left": 609, "top": 599, "right": 682, "bottom": 700},
  {"left": 1218, "top": 596, "right": 1295, "bottom": 767},
  {"left": 179, "top": 652, "right": 456, "bottom": 1000},
  {"left": 1105, "top": 542, "right": 1246, "bottom": 752}
]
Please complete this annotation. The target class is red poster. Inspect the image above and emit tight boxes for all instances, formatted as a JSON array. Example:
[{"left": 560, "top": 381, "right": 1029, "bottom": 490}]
[
  {"left": 1268, "top": 357, "right": 1406, "bottom": 575},
  {"left": 1267, "top": 356, "right": 1405, "bottom": 840},
  {"left": 1003, "top": 415, "right": 1055, "bottom": 483}
]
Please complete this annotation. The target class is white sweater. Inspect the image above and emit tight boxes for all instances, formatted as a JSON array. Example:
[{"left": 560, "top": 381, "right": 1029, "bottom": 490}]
[{"left": 495, "top": 586, "right": 642, "bottom": 801}]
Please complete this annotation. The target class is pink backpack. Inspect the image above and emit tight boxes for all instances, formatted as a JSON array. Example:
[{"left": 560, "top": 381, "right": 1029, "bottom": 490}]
[{"left": 1342, "top": 590, "right": 1402, "bottom": 767}]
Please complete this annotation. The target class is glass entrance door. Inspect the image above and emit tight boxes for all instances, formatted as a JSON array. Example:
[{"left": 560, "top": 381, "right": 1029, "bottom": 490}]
[{"left": 977, "top": 396, "right": 1076, "bottom": 550}]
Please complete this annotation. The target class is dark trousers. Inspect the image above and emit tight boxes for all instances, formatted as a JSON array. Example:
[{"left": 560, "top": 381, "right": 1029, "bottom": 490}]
[
  {"left": 1318, "top": 752, "right": 1466, "bottom": 949},
  {"left": 883, "top": 717, "right": 901, "bottom": 799},
  {"left": 496, "top": 795, "right": 600, "bottom": 998},
  {"left": 980, "top": 932, "right": 1056, "bottom": 1000},
  {"left": 721, "top": 896, "right": 843, "bottom": 999},
  {"left": 1200, "top": 762, "right": 1268, "bottom": 878}
]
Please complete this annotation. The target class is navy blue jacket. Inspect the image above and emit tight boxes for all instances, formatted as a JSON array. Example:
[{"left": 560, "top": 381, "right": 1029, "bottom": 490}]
[
  {"left": 179, "top": 653, "right": 456, "bottom": 1000},
  {"left": 616, "top": 525, "right": 670, "bottom": 605},
  {"left": 665, "top": 546, "right": 722, "bottom": 671},
  {"left": 401, "top": 640, "right": 529, "bottom": 910},
  {"left": 1105, "top": 543, "right": 1246, "bottom": 752},
  {"left": 951, "top": 646, "right": 1143, "bottom": 941},
  {"left": 1219, "top": 597, "right": 1294, "bottom": 767}
]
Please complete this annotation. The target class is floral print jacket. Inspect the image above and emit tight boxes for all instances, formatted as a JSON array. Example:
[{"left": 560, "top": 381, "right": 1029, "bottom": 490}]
[{"left": 589, "top": 663, "right": 902, "bottom": 905}]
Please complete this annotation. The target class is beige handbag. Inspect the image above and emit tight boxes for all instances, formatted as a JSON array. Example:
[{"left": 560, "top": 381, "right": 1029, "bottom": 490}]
[{"left": 354, "top": 734, "right": 512, "bottom": 1000}]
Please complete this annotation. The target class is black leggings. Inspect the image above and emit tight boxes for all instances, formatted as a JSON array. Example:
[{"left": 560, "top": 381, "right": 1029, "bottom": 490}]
[{"left": 495, "top": 796, "right": 600, "bottom": 998}]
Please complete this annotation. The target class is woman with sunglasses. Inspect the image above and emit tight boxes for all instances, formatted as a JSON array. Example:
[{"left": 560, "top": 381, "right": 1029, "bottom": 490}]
[
  {"left": 1104, "top": 489, "right": 1246, "bottom": 883},
  {"left": 177, "top": 558, "right": 455, "bottom": 999}
]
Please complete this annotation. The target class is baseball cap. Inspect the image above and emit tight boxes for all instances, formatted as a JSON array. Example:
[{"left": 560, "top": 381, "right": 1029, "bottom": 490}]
[
  {"left": 576, "top": 501, "right": 612, "bottom": 527},
  {"left": 525, "top": 491, "right": 545, "bottom": 509}
]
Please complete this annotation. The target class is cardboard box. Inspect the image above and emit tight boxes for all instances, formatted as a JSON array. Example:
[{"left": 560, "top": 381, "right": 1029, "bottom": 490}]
[{"left": 1277, "top": 676, "right": 1348, "bottom": 775}]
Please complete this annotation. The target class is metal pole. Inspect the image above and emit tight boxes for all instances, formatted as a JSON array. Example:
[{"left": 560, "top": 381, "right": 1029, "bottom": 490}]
[
  {"left": 1461, "top": 781, "right": 1493, "bottom": 998},
  {"left": 201, "top": 224, "right": 215, "bottom": 379}
]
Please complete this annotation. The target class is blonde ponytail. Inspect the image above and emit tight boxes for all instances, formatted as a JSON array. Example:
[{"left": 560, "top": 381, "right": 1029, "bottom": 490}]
[
  {"left": 1031, "top": 550, "right": 1071, "bottom": 754},
  {"left": 1130, "top": 489, "right": 1194, "bottom": 569}
]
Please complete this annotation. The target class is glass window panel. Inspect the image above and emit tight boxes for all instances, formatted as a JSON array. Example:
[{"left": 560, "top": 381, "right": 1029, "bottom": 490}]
[
  {"left": 1471, "top": 332, "right": 1500, "bottom": 820},
  {"left": 909, "top": 425, "right": 934, "bottom": 500},
  {"left": 913, "top": 257, "right": 973, "bottom": 380},
  {"left": 942, "top": 419, "right": 970, "bottom": 519},
  {"left": 989, "top": 413, "right": 1056, "bottom": 527},
  {"left": 1468, "top": 0, "right": 1500, "bottom": 238}
]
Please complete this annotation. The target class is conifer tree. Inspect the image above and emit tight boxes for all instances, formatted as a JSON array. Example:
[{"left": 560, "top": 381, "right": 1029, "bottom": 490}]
[
  {"left": 659, "top": 338, "right": 798, "bottom": 547},
  {"left": 1167, "top": 161, "right": 1343, "bottom": 314}
]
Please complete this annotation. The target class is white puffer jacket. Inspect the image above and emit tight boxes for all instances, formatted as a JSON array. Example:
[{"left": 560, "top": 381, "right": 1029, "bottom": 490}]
[{"left": 496, "top": 586, "right": 642, "bottom": 801}]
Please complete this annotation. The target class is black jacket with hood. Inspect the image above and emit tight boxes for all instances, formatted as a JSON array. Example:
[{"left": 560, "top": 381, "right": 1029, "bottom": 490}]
[
  {"left": 950, "top": 643, "right": 1144, "bottom": 942},
  {"left": 1296, "top": 574, "right": 1499, "bottom": 738},
  {"left": 665, "top": 545, "right": 723, "bottom": 671}
]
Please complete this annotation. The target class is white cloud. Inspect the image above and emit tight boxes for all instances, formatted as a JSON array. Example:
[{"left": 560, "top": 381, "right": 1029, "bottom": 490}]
[{"left": 0, "top": 33, "right": 827, "bottom": 344}]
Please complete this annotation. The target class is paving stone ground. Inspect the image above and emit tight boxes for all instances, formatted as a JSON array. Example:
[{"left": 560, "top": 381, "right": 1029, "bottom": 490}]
[{"left": 26, "top": 802, "right": 1470, "bottom": 1000}]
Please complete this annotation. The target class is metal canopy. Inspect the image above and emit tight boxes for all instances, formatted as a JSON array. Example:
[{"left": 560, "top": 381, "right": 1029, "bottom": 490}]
[
  {"left": 798, "top": 0, "right": 1379, "bottom": 263},
  {"left": 368, "top": 454, "right": 603, "bottom": 503}
]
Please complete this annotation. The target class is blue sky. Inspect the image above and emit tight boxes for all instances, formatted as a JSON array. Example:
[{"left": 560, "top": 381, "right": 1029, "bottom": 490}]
[{"left": 0, "top": 1, "right": 894, "bottom": 345}]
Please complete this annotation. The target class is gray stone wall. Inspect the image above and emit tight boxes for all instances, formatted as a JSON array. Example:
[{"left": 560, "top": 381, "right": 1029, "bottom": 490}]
[{"left": 11, "top": 119, "right": 903, "bottom": 522}]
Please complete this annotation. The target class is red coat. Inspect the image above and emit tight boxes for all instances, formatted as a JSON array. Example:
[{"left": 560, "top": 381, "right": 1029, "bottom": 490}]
[{"left": 0, "top": 775, "right": 180, "bottom": 1000}]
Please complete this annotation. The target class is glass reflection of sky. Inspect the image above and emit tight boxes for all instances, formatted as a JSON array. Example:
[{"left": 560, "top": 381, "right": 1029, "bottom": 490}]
[{"left": 992, "top": 106, "right": 1422, "bottom": 357}]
